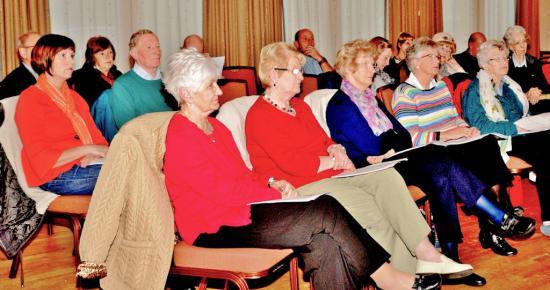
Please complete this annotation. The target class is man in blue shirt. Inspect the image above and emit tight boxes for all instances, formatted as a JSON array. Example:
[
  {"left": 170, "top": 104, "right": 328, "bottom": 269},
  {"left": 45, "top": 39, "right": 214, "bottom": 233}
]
[{"left": 293, "top": 28, "right": 334, "bottom": 75}]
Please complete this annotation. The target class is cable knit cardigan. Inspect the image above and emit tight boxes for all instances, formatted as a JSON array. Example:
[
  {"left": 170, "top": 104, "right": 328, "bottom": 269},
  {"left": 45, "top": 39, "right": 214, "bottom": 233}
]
[{"left": 79, "top": 111, "right": 176, "bottom": 290}]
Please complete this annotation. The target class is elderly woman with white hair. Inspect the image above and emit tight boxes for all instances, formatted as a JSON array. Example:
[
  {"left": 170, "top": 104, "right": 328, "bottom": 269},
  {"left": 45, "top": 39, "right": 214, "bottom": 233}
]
[
  {"left": 463, "top": 40, "right": 550, "bottom": 236},
  {"left": 162, "top": 49, "right": 444, "bottom": 289},
  {"left": 503, "top": 25, "right": 550, "bottom": 115}
]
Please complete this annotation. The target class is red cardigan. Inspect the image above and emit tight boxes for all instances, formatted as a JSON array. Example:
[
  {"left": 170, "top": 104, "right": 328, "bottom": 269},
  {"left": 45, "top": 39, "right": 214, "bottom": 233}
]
[
  {"left": 245, "top": 97, "right": 341, "bottom": 188},
  {"left": 164, "top": 114, "right": 280, "bottom": 244},
  {"left": 15, "top": 85, "right": 108, "bottom": 186}
]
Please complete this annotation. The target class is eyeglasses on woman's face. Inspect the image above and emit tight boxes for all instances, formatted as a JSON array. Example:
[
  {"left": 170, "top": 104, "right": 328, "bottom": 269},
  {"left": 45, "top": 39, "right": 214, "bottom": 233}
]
[
  {"left": 418, "top": 53, "right": 440, "bottom": 61},
  {"left": 274, "top": 67, "right": 304, "bottom": 76},
  {"left": 488, "top": 57, "right": 509, "bottom": 63}
]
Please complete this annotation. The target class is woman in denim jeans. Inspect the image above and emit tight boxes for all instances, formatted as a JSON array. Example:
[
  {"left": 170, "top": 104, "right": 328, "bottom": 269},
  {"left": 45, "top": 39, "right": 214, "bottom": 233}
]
[{"left": 15, "top": 34, "right": 108, "bottom": 195}]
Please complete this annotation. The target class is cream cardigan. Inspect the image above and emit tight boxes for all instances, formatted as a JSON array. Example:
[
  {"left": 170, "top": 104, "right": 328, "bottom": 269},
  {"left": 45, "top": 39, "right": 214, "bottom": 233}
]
[{"left": 80, "top": 111, "right": 176, "bottom": 290}]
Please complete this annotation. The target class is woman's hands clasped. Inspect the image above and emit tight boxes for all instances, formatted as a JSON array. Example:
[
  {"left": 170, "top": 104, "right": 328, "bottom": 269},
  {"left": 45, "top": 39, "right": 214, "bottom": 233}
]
[
  {"left": 271, "top": 179, "right": 299, "bottom": 199},
  {"left": 328, "top": 144, "right": 355, "bottom": 171},
  {"left": 80, "top": 144, "right": 109, "bottom": 167}
]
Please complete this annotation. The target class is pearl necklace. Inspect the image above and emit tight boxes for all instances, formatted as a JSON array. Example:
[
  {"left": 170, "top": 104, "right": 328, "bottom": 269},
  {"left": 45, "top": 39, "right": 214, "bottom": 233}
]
[{"left": 265, "top": 95, "right": 295, "bottom": 114}]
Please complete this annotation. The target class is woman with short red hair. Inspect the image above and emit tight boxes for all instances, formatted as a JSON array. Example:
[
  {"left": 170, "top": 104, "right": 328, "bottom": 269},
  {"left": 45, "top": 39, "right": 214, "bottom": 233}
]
[{"left": 15, "top": 34, "right": 108, "bottom": 195}]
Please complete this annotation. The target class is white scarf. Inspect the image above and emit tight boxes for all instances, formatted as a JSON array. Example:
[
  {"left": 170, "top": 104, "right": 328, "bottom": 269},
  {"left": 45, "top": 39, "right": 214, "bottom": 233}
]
[{"left": 477, "top": 69, "right": 528, "bottom": 122}]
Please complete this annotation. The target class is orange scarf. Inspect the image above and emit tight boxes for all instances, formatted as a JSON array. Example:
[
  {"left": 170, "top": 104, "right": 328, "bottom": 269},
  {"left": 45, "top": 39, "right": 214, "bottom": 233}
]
[{"left": 37, "top": 74, "right": 93, "bottom": 144}]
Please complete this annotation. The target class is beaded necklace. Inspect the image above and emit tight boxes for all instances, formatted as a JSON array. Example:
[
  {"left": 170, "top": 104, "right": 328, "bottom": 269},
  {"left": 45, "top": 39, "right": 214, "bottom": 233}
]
[{"left": 264, "top": 95, "right": 295, "bottom": 114}]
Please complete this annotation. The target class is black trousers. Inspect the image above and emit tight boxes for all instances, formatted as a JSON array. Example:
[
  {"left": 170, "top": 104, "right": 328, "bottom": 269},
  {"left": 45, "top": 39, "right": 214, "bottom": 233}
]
[
  {"left": 510, "top": 130, "right": 550, "bottom": 221},
  {"left": 393, "top": 144, "right": 487, "bottom": 244},
  {"left": 194, "top": 195, "right": 390, "bottom": 290}
]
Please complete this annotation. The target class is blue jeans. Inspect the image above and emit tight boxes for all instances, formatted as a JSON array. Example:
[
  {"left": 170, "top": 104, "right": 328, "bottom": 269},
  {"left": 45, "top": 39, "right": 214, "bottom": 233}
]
[{"left": 40, "top": 164, "right": 102, "bottom": 195}]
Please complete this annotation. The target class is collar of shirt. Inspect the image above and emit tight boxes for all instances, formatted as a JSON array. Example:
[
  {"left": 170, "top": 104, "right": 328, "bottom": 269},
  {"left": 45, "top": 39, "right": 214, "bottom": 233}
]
[
  {"left": 511, "top": 54, "right": 527, "bottom": 68},
  {"left": 133, "top": 63, "right": 161, "bottom": 80},
  {"left": 405, "top": 72, "right": 437, "bottom": 90},
  {"left": 22, "top": 63, "right": 39, "bottom": 79}
]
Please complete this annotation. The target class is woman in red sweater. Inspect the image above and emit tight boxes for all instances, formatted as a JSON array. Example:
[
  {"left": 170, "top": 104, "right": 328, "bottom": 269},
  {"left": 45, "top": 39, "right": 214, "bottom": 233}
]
[
  {"left": 162, "top": 49, "right": 442, "bottom": 289},
  {"left": 15, "top": 34, "right": 108, "bottom": 195}
]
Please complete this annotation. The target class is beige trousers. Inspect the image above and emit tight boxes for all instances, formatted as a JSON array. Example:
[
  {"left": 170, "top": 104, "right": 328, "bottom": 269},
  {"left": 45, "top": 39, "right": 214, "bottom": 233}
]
[{"left": 298, "top": 168, "right": 430, "bottom": 273}]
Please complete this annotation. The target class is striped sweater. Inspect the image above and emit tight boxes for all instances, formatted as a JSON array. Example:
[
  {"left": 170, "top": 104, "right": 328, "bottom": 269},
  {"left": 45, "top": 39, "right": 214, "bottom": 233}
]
[{"left": 392, "top": 81, "right": 467, "bottom": 146}]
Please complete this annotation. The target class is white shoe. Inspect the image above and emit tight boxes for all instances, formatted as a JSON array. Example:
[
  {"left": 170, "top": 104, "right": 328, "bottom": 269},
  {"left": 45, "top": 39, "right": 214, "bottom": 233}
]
[{"left": 416, "top": 255, "right": 473, "bottom": 275}]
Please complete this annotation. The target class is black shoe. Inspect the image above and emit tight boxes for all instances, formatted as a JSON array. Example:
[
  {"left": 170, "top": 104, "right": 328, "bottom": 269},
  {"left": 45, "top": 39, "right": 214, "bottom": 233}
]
[
  {"left": 513, "top": 206, "right": 524, "bottom": 217},
  {"left": 499, "top": 213, "right": 536, "bottom": 240},
  {"left": 442, "top": 272, "right": 487, "bottom": 286},
  {"left": 412, "top": 274, "right": 441, "bottom": 290},
  {"left": 479, "top": 231, "right": 517, "bottom": 256}
]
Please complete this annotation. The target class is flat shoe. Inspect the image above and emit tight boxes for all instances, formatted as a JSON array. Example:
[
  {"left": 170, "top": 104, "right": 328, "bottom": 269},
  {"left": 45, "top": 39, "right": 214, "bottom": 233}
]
[
  {"left": 412, "top": 273, "right": 441, "bottom": 290},
  {"left": 442, "top": 272, "right": 487, "bottom": 286},
  {"left": 416, "top": 255, "right": 473, "bottom": 275}
]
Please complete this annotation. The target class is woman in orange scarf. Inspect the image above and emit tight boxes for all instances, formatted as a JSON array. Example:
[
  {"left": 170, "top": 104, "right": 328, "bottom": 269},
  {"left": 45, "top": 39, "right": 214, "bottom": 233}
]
[{"left": 15, "top": 34, "right": 108, "bottom": 195}]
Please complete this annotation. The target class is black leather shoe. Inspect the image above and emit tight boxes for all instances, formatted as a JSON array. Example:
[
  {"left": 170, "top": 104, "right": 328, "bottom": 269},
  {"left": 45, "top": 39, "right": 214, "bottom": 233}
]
[
  {"left": 499, "top": 213, "right": 536, "bottom": 240},
  {"left": 479, "top": 231, "right": 517, "bottom": 256},
  {"left": 442, "top": 272, "right": 487, "bottom": 286},
  {"left": 412, "top": 273, "right": 441, "bottom": 290}
]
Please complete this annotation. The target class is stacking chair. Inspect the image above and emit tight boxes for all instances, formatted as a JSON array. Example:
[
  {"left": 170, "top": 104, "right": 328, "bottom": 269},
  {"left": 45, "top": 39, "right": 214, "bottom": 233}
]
[
  {"left": 170, "top": 241, "right": 299, "bottom": 290},
  {"left": 376, "top": 85, "right": 396, "bottom": 115},
  {"left": 218, "top": 78, "right": 249, "bottom": 107},
  {"left": 542, "top": 63, "right": 550, "bottom": 83},
  {"left": 297, "top": 74, "right": 319, "bottom": 99},
  {"left": 222, "top": 66, "right": 259, "bottom": 95}
]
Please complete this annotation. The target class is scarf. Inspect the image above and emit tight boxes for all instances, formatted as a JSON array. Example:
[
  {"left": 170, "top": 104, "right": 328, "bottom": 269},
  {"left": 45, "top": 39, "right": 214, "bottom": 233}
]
[
  {"left": 477, "top": 69, "right": 528, "bottom": 122},
  {"left": 341, "top": 79, "right": 393, "bottom": 136},
  {"left": 37, "top": 74, "right": 93, "bottom": 144}
]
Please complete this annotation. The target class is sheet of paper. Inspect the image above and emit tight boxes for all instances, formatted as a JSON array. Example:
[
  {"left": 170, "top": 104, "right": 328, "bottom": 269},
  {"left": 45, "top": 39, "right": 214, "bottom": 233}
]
[
  {"left": 514, "top": 112, "right": 550, "bottom": 133},
  {"left": 248, "top": 193, "right": 326, "bottom": 205},
  {"left": 331, "top": 158, "right": 407, "bottom": 178}
]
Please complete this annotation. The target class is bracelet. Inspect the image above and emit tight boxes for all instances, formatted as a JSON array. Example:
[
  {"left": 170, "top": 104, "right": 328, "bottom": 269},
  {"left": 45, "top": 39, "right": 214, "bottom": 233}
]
[
  {"left": 318, "top": 57, "right": 327, "bottom": 64},
  {"left": 267, "top": 177, "right": 275, "bottom": 188}
]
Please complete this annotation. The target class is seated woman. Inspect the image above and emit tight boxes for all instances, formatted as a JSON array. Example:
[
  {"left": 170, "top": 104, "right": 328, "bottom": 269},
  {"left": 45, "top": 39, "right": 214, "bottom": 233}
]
[
  {"left": 432, "top": 32, "right": 466, "bottom": 79},
  {"left": 392, "top": 37, "right": 536, "bottom": 255},
  {"left": 463, "top": 40, "right": 550, "bottom": 237},
  {"left": 15, "top": 34, "right": 108, "bottom": 195},
  {"left": 385, "top": 32, "right": 414, "bottom": 84},
  {"left": 162, "top": 49, "right": 441, "bottom": 290},
  {"left": 245, "top": 42, "right": 472, "bottom": 276},
  {"left": 369, "top": 36, "right": 396, "bottom": 92},
  {"left": 69, "top": 36, "right": 122, "bottom": 107},
  {"left": 326, "top": 39, "right": 537, "bottom": 285},
  {"left": 503, "top": 25, "right": 550, "bottom": 115}
]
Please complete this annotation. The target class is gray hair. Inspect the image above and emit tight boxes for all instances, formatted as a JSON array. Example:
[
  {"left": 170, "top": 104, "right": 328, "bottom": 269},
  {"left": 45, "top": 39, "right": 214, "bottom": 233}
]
[
  {"left": 503, "top": 25, "right": 527, "bottom": 48},
  {"left": 477, "top": 40, "right": 509, "bottom": 67},
  {"left": 405, "top": 37, "right": 437, "bottom": 73},
  {"left": 163, "top": 49, "right": 218, "bottom": 104}
]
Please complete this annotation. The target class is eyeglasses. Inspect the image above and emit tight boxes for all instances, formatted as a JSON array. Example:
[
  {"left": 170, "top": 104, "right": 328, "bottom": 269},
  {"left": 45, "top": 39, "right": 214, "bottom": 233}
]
[
  {"left": 419, "top": 54, "right": 440, "bottom": 60},
  {"left": 356, "top": 61, "right": 377, "bottom": 69},
  {"left": 489, "top": 57, "right": 509, "bottom": 63},
  {"left": 274, "top": 68, "right": 304, "bottom": 75}
]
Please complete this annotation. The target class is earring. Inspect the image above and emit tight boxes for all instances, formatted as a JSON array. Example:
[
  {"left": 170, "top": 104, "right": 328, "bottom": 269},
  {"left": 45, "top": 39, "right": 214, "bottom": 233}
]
[{"left": 273, "top": 82, "right": 277, "bottom": 87}]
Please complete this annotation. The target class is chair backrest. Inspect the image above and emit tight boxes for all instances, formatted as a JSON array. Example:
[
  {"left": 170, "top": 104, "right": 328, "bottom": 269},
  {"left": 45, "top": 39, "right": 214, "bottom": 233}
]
[
  {"left": 218, "top": 79, "right": 249, "bottom": 107},
  {"left": 297, "top": 74, "right": 319, "bottom": 99},
  {"left": 376, "top": 85, "right": 395, "bottom": 115},
  {"left": 216, "top": 95, "right": 259, "bottom": 169},
  {"left": 452, "top": 79, "right": 472, "bottom": 117},
  {"left": 0, "top": 96, "right": 58, "bottom": 214},
  {"left": 222, "top": 66, "right": 259, "bottom": 95},
  {"left": 542, "top": 63, "right": 550, "bottom": 84},
  {"left": 303, "top": 89, "right": 337, "bottom": 137}
]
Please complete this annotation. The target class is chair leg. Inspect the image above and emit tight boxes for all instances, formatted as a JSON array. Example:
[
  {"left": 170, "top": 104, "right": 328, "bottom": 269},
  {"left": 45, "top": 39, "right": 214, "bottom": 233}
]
[
  {"left": 19, "top": 251, "right": 24, "bottom": 288},
  {"left": 198, "top": 277, "right": 208, "bottom": 290},
  {"left": 290, "top": 256, "right": 299, "bottom": 290},
  {"left": 9, "top": 250, "right": 21, "bottom": 279},
  {"left": 68, "top": 215, "right": 83, "bottom": 266}
]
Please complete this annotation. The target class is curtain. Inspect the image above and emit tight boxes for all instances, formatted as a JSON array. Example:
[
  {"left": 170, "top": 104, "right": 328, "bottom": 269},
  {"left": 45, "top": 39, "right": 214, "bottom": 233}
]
[
  {"left": 516, "top": 0, "right": 539, "bottom": 58},
  {"left": 49, "top": 0, "right": 202, "bottom": 72},
  {"left": 204, "top": 0, "right": 283, "bottom": 67},
  {"left": 1, "top": 0, "right": 50, "bottom": 78},
  {"left": 387, "top": 0, "right": 442, "bottom": 45}
]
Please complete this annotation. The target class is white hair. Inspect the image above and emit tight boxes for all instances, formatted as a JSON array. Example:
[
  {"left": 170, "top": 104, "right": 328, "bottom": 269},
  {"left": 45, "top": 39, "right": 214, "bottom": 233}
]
[
  {"left": 477, "top": 40, "right": 509, "bottom": 67},
  {"left": 163, "top": 49, "right": 218, "bottom": 103},
  {"left": 503, "top": 25, "right": 527, "bottom": 48}
]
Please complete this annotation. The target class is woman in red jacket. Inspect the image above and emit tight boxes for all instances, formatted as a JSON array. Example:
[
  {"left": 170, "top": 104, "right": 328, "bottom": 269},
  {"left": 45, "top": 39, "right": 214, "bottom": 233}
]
[
  {"left": 15, "top": 34, "right": 108, "bottom": 195},
  {"left": 162, "top": 49, "right": 441, "bottom": 290}
]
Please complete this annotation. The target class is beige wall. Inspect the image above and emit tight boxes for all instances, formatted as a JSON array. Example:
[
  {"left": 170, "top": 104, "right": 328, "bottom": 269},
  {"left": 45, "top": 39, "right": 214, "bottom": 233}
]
[{"left": 541, "top": 0, "right": 550, "bottom": 51}]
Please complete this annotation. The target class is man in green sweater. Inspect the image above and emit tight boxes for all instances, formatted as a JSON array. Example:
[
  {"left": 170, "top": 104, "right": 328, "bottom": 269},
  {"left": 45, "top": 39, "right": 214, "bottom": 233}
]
[{"left": 110, "top": 29, "right": 172, "bottom": 129}]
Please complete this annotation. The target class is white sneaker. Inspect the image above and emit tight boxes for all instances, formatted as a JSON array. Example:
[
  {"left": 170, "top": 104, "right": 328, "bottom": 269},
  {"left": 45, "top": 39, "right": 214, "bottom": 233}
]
[{"left": 416, "top": 255, "right": 473, "bottom": 275}]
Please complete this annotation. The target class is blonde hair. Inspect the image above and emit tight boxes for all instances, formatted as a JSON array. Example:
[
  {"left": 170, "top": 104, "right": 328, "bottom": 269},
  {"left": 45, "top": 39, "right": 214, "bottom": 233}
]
[
  {"left": 334, "top": 39, "right": 376, "bottom": 77},
  {"left": 258, "top": 42, "right": 305, "bottom": 88},
  {"left": 128, "top": 29, "right": 156, "bottom": 67}
]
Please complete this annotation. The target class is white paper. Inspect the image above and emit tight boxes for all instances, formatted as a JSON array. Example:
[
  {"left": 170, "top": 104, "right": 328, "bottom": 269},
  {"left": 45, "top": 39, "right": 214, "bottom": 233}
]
[
  {"left": 87, "top": 157, "right": 105, "bottom": 166},
  {"left": 331, "top": 158, "right": 407, "bottom": 178},
  {"left": 514, "top": 112, "right": 550, "bottom": 133},
  {"left": 212, "top": 56, "right": 225, "bottom": 78},
  {"left": 392, "top": 133, "right": 499, "bottom": 157},
  {"left": 248, "top": 193, "right": 326, "bottom": 205}
]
